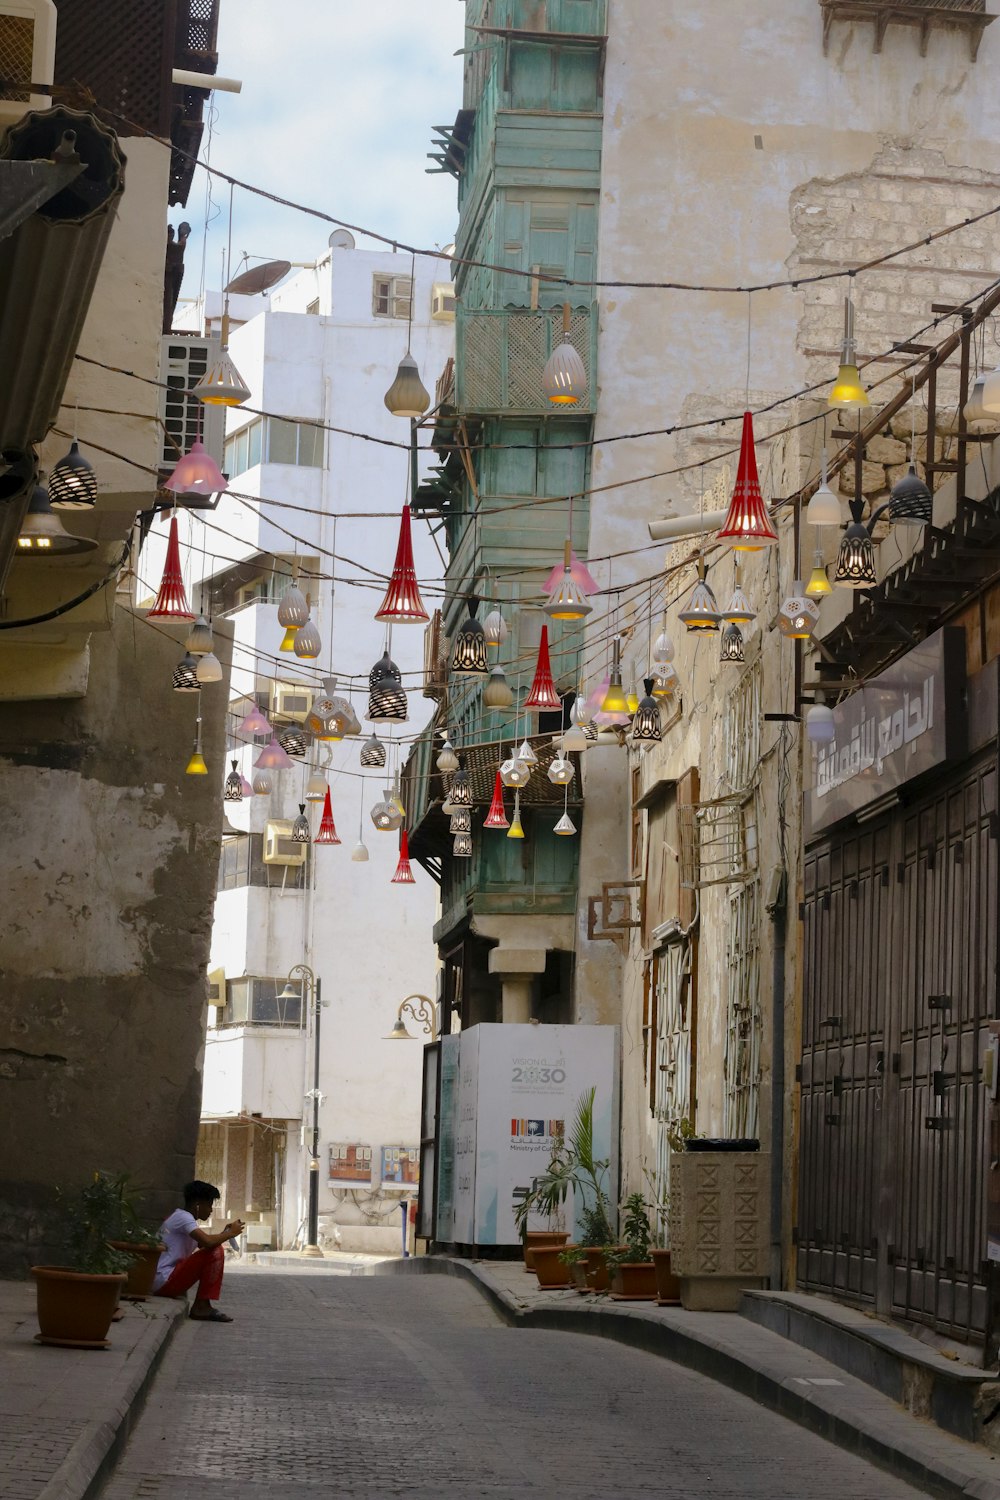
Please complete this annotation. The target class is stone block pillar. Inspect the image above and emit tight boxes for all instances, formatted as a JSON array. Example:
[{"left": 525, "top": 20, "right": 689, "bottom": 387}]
[
  {"left": 669, "top": 1150, "right": 770, "bottom": 1310},
  {"left": 487, "top": 948, "right": 547, "bottom": 1024}
]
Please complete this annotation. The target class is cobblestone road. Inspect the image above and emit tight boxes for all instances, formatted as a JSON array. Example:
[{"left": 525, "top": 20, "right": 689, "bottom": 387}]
[{"left": 99, "top": 1265, "right": 925, "bottom": 1499}]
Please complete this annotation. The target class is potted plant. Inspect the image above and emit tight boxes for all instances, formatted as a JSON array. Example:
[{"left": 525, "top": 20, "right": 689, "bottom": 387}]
[
  {"left": 32, "top": 1174, "right": 133, "bottom": 1348},
  {"left": 606, "top": 1191, "right": 657, "bottom": 1301},
  {"left": 103, "top": 1172, "right": 165, "bottom": 1299},
  {"left": 513, "top": 1088, "right": 615, "bottom": 1289},
  {"left": 561, "top": 1204, "right": 616, "bottom": 1294}
]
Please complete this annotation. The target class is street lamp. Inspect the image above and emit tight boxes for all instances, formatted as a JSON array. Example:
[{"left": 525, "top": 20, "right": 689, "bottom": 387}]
[
  {"left": 383, "top": 994, "right": 439, "bottom": 1042},
  {"left": 279, "top": 964, "right": 325, "bottom": 1257}
]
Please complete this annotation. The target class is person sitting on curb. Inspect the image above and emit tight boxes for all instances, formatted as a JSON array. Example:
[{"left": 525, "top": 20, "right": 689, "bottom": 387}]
[{"left": 153, "top": 1180, "right": 244, "bottom": 1323}]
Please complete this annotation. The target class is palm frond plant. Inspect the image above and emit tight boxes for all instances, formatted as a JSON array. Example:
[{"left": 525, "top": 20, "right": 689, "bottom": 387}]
[{"left": 513, "top": 1087, "right": 614, "bottom": 1247}]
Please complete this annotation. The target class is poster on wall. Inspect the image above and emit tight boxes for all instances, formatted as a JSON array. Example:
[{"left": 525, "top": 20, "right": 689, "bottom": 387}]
[{"left": 457, "top": 1023, "right": 619, "bottom": 1248}]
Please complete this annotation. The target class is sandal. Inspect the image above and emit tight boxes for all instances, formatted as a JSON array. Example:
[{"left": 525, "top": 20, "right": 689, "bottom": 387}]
[{"left": 189, "top": 1309, "right": 233, "bottom": 1323}]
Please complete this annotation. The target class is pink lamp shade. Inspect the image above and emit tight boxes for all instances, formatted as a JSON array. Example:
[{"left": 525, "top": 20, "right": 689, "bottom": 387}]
[
  {"left": 314, "top": 787, "right": 341, "bottom": 845},
  {"left": 239, "top": 774, "right": 255, "bottom": 798},
  {"left": 375, "top": 506, "right": 429, "bottom": 623},
  {"left": 717, "top": 411, "right": 778, "bottom": 550},
  {"left": 541, "top": 548, "right": 598, "bottom": 598},
  {"left": 391, "top": 829, "right": 416, "bottom": 884},
  {"left": 236, "top": 704, "right": 272, "bottom": 739},
  {"left": 147, "top": 514, "right": 194, "bottom": 619},
  {"left": 253, "top": 736, "right": 295, "bottom": 771},
  {"left": 524, "top": 625, "right": 562, "bottom": 711},
  {"left": 483, "top": 771, "right": 510, "bottom": 829},
  {"left": 163, "top": 439, "right": 227, "bottom": 496}
]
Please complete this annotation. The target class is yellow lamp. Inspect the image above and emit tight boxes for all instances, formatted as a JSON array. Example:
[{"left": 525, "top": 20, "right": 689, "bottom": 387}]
[
  {"left": 829, "top": 294, "right": 868, "bottom": 410},
  {"left": 186, "top": 752, "right": 208, "bottom": 775},
  {"left": 626, "top": 690, "right": 639, "bottom": 715},
  {"left": 806, "top": 555, "right": 832, "bottom": 598},
  {"left": 507, "top": 792, "right": 525, "bottom": 839},
  {"left": 279, "top": 626, "right": 298, "bottom": 651},
  {"left": 601, "top": 675, "right": 629, "bottom": 715}
]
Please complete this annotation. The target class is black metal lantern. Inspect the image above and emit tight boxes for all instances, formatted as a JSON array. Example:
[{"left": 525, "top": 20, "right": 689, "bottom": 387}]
[
  {"left": 291, "top": 803, "right": 311, "bottom": 843},
  {"left": 172, "top": 652, "right": 200, "bottom": 692},
  {"left": 367, "top": 652, "right": 408, "bottom": 722},
  {"left": 631, "top": 679, "right": 662, "bottom": 743},
  {"left": 834, "top": 521, "right": 877, "bottom": 588},
  {"left": 448, "top": 759, "right": 473, "bottom": 808},
  {"left": 449, "top": 807, "right": 472, "bottom": 834},
  {"left": 888, "top": 463, "right": 932, "bottom": 525},
  {"left": 720, "top": 622, "right": 745, "bottom": 663},
  {"left": 451, "top": 597, "right": 489, "bottom": 676},
  {"left": 277, "top": 726, "right": 309, "bottom": 758},
  {"left": 224, "top": 758, "right": 243, "bottom": 801},
  {"left": 48, "top": 441, "right": 97, "bottom": 510}
]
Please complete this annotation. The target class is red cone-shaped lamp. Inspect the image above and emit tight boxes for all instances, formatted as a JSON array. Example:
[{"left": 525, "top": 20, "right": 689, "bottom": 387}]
[
  {"left": 717, "top": 411, "right": 778, "bottom": 550},
  {"left": 147, "top": 514, "right": 194, "bottom": 618},
  {"left": 524, "top": 625, "right": 562, "bottom": 711},
  {"left": 314, "top": 787, "right": 341, "bottom": 845},
  {"left": 391, "top": 829, "right": 415, "bottom": 884},
  {"left": 375, "top": 506, "right": 429, "bottom": 623},
  {"left": 483, "top": 771, "right": 509, "bottom": 829}
]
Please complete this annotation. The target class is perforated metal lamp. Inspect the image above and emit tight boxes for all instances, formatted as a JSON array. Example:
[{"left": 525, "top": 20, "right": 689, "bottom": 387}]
[
  {"left": 776, "top": 582, "right": 821, "bottom": 640},
  {"left": 544, "top": 539, "right": 593, "bottom": 620},
  {"left": 631, "top": 679, "right": 662, "bottom": 743},
  {"left": 172, "top": 652, "right": 200, "bottom": 692},
  {"left": 453, "top": 831, "right": 474, "bottom": 857},
  {"left": 542, "top": 304, "right": 587, "bottom": 407},
  {"left": 678, "top": 562, "right": 722, "bottom": 633},
  {"left": 834, "top": 521, "right": 877, "bottom": 588},
  {"left": 451, "top": 598, "right": 489, "bottom": 676},
  {"left": 191, "top": 345, "right": 251, "bottom": 407},
  {"left": 720, "top": 622, "right": 745, "bottom": 663},
  {"left": 224, "top": 759, "right": 243, "bottom": 801},
  {"left": 291, "top": 804, "right": 311, "bottom": 844},
  {"left": 450, "top": 807, "right": 472, "bottom": 834},
  {"left": 547, "top": 754, "right": 574, "bottom": 787},
  {"left": 277, "top": 726, "right": 309, "bottom": 758},
  {"left": 360, "top": 734, "right": 387, "bottom": 768},
  {"left": 367, "top": 652, "right": 408, "bottom": 722},
  {"left": 448, "top": 760, "right": 473, "bottom": 808},
  {"left": 48, "top": 441, "right": 97, "bottom": 510},
  {"left": 277, "top": 583, "right": 309, "bottom": 628},
  {"left": 17, "top": 483, "right": 97, "bottom": 555},
  {"left": 888, "top": 464, "right": 932, "bottom": 525}
]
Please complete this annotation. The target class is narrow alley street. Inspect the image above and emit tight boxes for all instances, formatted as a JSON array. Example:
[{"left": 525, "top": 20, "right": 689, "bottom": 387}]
[{"left": 97, "top": 1266, "right": 924, "bottom": 1499}]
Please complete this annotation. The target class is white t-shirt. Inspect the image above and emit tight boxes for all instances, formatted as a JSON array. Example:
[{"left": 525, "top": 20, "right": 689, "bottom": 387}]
[{"left": 153, "top": 1208, "right": 200, "bottom": 1290}]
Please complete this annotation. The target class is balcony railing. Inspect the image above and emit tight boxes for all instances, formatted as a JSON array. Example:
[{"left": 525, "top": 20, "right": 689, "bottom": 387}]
[{"left": 456, "top": 303, "right": 597, "bottom": 417}]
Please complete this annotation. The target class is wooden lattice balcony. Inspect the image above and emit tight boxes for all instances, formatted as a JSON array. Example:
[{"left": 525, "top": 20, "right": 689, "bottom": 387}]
[
  {"left": 820, "top": 0, "right": 996, "bottom": 59},
  {"left": 455, "top": 303, "right": 597, "bottom": 418}
]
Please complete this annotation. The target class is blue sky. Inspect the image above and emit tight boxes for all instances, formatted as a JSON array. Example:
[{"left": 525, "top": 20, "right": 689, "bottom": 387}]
[{"left": 177, "top": 2, "right": 466, "bottom": 300}]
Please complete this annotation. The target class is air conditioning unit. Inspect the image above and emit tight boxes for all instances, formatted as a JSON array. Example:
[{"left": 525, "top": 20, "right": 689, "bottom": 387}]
[
  {"left": 431, "top": 282, "right": 456, "bottom": 321},
  {"left": 207, "top": 967, "right": 226, "bottom": 1007},
  {"left": 263, "top": 820, "right": 308, "bottom": 867},
  {"left": 0, "top": 1, "right": 56, "bottom": 128},
  {"left": 159, "top": 335, "right": 225, "bottom": 474},
  {"left": 271, "top": 681, "right": 313, "bottom": 721}
]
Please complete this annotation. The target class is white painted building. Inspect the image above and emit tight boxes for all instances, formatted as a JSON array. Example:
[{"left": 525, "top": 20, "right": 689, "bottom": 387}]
[{"left": 164, "top": 239, "right": 455, "bottom": 1252}]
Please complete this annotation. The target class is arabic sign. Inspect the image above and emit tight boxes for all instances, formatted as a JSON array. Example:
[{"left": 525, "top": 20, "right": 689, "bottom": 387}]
[{"left": 807, "top": 627, "right": 966, "bottom": 834}]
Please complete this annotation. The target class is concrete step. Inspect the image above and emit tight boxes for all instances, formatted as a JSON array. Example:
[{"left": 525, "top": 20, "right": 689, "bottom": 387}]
[{"left": 741, "top": 1290, "right": 1000, "bottom": 1449}]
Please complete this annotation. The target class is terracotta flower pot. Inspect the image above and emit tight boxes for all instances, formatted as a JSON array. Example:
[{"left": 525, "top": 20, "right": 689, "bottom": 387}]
[
  {"left": 610, "top": 1260, "right": 657, "bottom": 1301},
  {"left": 532, "top": 1243, "right": 576, "bottom": 1289},
  {"left": 651, "top": 1248, "right": 681, "bottom": 1305},
  {"left": 32, "top": 1266, "right": 127, "bottom": 1348},
  {"left": 107, "top": 1241, "right": 165, "bottom": 1299},
  {"left": 522, "top": 1230, "right": 568, "bottom": 1272}
]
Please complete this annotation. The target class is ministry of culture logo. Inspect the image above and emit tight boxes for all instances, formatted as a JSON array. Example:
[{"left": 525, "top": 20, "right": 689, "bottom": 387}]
[{"left": 511, "top": 1119, "right": 563, "bottom": 1140}]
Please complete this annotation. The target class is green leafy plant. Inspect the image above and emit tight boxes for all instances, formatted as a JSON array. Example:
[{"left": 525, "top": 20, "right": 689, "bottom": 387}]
[
  {"left": 59, "top": 1174, "right": 137, "bottom": 1275},
  {"left": 513, "top": 1087, "right": 614, "bottom": 1246},
  {"left": 605, "top": 1191, "right": 654, "bottom": 1276},
  {"left": 103, "top": 1172, "right": 162, "bottom": 1248}
]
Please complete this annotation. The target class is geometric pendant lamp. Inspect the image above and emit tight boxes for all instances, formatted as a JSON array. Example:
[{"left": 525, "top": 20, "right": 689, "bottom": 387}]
[
  {"left": 147, "top": 514, "right": 194, "bottom": 618},
  {"left": 375, "top": 506, "right": 428, "bottom": 623},
  {"left": 716, "top": 411, "right": 779, "bottom": 550},
  {"left": 524, "top": 625, "right": 562, "bottom": 711}
]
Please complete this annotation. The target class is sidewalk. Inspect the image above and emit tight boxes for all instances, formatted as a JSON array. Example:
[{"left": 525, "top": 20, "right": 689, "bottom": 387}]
[{"left": 376, "top": 1256, "right": 1000, "bottom": 1500}]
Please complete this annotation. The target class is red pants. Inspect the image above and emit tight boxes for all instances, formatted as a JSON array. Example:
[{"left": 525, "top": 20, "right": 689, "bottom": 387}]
[{"left": 156, "top": 1245, "right": 224, "bottom": 1302}]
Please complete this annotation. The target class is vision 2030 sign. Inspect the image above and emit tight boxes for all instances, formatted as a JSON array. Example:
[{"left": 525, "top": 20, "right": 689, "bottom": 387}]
[{"left": 808, "top": 627, "right": 966, "bottom": 835}]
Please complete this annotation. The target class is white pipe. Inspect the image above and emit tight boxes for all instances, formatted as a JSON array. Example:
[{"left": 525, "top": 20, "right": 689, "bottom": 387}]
[
  {"left": 172, "top": 69, "right": 243, "bottom": 94},
  {"left": 647, "top": 509, "right": 726, "bottom": 542}
]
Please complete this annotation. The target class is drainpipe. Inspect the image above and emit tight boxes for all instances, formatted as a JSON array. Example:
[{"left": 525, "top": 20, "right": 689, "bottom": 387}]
[{"left": 767, "top": 870, "right": 787, "bottom": 1289}]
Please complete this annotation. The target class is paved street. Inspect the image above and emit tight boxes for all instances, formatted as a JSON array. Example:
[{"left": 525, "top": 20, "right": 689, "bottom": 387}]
[{"left": 97, "top": 1264, "right": 925, "bottom": 1499}]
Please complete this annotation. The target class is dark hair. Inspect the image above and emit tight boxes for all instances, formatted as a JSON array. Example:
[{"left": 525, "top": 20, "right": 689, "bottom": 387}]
[{"left": 183, "top": 1180, "right": 221, "bottom": 1205}]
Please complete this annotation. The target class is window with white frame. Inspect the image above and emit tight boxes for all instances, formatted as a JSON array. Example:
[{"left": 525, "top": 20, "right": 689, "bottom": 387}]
[
  {"left": 224, "top": 417, "right": 325, "bottom": 477},
  {"left": 372, "top": 274, "right": 413, "bottom": 319}
]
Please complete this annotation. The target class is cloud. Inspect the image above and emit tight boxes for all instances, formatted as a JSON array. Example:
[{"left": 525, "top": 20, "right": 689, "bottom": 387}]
[{"left": 178, "top": 1, "right": 465, "bottom": 294}]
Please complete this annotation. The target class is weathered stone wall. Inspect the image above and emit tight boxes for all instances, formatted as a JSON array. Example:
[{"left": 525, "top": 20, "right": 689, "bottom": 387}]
[{"left": 0, "top": 607, "right": 231, "bottom": 1273}]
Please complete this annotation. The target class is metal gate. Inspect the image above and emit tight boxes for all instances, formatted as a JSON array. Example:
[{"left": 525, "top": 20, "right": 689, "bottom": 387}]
[
  {"left": 798, "top": 754, "right": 998, "bottom": 1342},
  {"left": 652, "top": 939, "right": 692, "bottom": 1224}
]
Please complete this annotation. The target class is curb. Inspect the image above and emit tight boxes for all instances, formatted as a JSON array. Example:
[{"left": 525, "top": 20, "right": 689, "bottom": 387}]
[
  {"left": 36, "top": 1300, "right": 186, "bottom": 1500},
  {"left": 377, "top": 1257, "right": 1000, "bottom": 1500}
]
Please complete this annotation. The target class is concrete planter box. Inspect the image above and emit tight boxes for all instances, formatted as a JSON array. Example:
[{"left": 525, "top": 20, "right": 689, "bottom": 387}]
[{"left": 669, "top": 1150, "right": 769, "bottom": 1311}]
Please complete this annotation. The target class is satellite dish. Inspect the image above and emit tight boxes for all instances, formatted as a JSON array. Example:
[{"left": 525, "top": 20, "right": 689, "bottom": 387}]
[
  {"left": 224, "top": 258, "right": 292, "bottom": 296},
  {"left": 328, "top": 229, "right": 355, "bottom": 250}
]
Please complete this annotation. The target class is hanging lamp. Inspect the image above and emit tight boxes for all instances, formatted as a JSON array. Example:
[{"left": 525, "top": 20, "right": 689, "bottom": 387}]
[
  {"left": 484, "top": 665, "right": 514, "bottom": 709},
  {"left": 888, "top": 464, "right": 932, "bottom": 526},
  {"left": 829, "top": 291, "right": 869, "bottom": 410},
  {"left": 437, "top": 737, "right": 459, "bottom": 774},
  {"left": 600, "top": 639, "right": 629, "bottom": 714},
  {"left": 722, "top": 564, "right": 755, "bottom": 625},
  {"left": 651, "top": 667, "right": 679, "bottom": 700},
  {"left": 544, "top": 538, "right": 593, "bottom": 621},
  {"left": 507, "top": 791, "right": 525, "bottom": 840},
  {"left": 717, "top": 411, "right": 778, "bottom": 549},
  {"left": 554, "top": 786, "right": 576, "bottom": 836},
  {"left": 371, "top": 785, "right": 404, "bottom": 831},
  {"left": 542, "top": 547, "right": 599, "bottom": 598},
  {"left": 277, "top": 581, "right": 309, "bottom": 628},
  {"left": 16, "top": 482, "right": 97, "bottom": 554},
  {"left": 315, "top": 787, "right": 341, "bottom": 845},
  {"left": 806, "top": 448, "right": 842, "bottom": 527},
  {"left": 367, "top": 652, "right": 408, "bottom": 722},
  {"left": 293, "top": 616, "right": 323, "bottom": 660},
  {"left": 195, "top": 651, "right": 223, "bottom": 685},
  {"left": 147, "top": 514, "right": 194, "bottom": 617},
  {"left": 305, "top": 767, "right": 327, "bottom": 802},
  {"left": 448, "top": 759, "right": 473, "bottom": 808},
  {"left": 351, "top": 799, "right": 369, "bottom": 862},
  {"left": 720, "top": 622, "right": 745, "bottom": 663},
  {"left": 186, "top": 615, "right": 214, "bottom": 654},
  {"left": 392, "top": 830, "right": 416, "bottom": 884},
  {"left": 516, "top": 738, "right": 539, "bottom": 769},
  {"left": 172, "top": 652, "right": 200, "bottom": 692},
  {"left": 48, "top": 441, "right": 97, "bottom": 510},
  {"left": 965, "top": 372, "right": 993, "bottom": 423},
  {"left": 560, "top": 723, "right": 589, "bottom": 754},
  {"left": 239, "top": 774, "right": 254, "bottom": 798},
  {"left": 291, "top": 804, "right": 311, "bottom": 844},
  {"left": 237, "top": 704, "right": 272, "bottom": 738},
  {"left": 834, "top": 521, "right": 877, "bottom": 588},
  {"left": 277, "top": 726, "right": 309, "bottom": 758},
  {"left": 375, "top": 506, "right": 429, "bottom": 623},
  {"left": 163, "top": 439, "right": 227, "bottom": 496},
  {"left": 185, "top": 706, "right": 207, "bottom": 776},
  {"left": 483, "top": 608, "right": 507, "bottom": 647},
  {"left": 547, "top": 754, "right": 574, "bottom": 787},
  {"left": 254, "top": 736, "right": 295, "bottom": 770},
  {"left": 453, "top": 831, "right": 473, "bottom": 858},
  {"left": 500, "top": 750, "right": 530, "bottom": 789},
  {"left": 224, "top": 760, "right": 243, "bottom": 801},
  {"left": 483, "top": 771, "right": 510, "bottom": 829},
  {"left": 450, "top": 807, "right": 472, "bottom": 834},
  {"left": 191, "top": 345, "right": 251, "bottom": 408},
  {"left": 806, "top": 702, "right": 836, "bottom": 744},
  {"left": 777, "top": 582, "right": 820, "bottom": 640},
  {"left": 451, "top": 597, "right": 489, "bottom": 675},
  {"left": 631, "top": 679, "right": 662, "bottom": 742},
  {"left": 279, "top": 627, "right": 297, "bottom": 652},
  {"left": 252, "top": 770, "right": 273, "bottom": 796},
  {"left": 361, "top": 734, "right": 387, "bottom": 768},
  {"left": 542, "top": 303, "right": 587, "bottom": 406},
  {"left": 384, "top": 352, "right": 430, "bottom": 417},
  {"left": 652, "top": 628, "right": 674, "bottom": 665},
  {"left": 524, "top": 625, "right": 561, "bottom": 711},
  {"left": 678, "top": 561, "right": 722, "bottom": 632}
]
